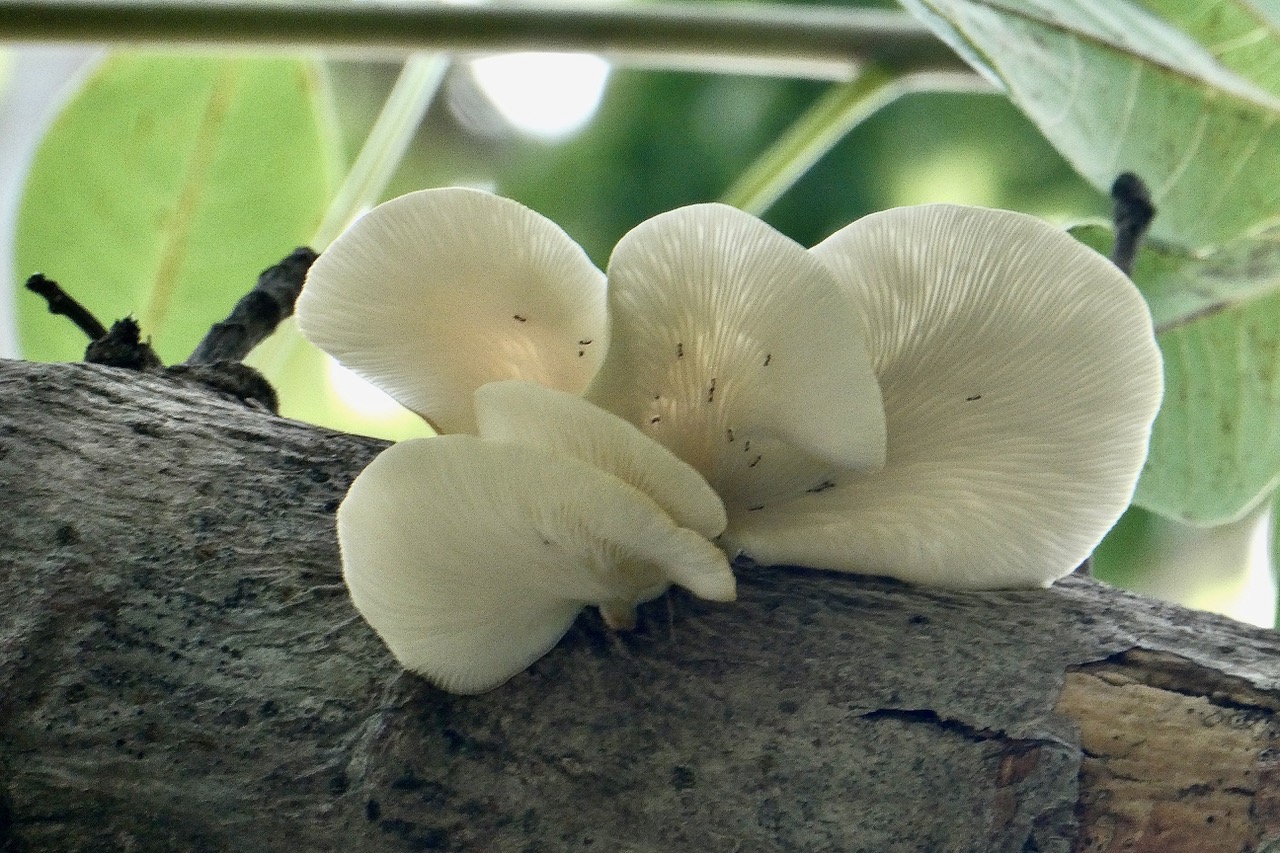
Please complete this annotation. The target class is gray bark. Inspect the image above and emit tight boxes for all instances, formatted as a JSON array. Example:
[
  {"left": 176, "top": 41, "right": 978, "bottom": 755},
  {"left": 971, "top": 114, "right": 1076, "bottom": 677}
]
[{"left": 1, "top": 357, "right": 1278, "bottom": 852}]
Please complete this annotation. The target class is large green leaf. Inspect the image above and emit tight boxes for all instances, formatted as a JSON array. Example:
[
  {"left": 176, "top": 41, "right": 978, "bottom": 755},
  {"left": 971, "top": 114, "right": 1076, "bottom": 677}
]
[
  {"left": 17, "top": 55, "right": 340, "bottom": 364},
  {"left": 902, "top": 0, "right": 1280, "bottom": 248},
  {"left": 1074, "top": 222, "right": 1280, "bottom": 331},
  {"left": 1074, "top": 224, "right": 1280, "bottom": 524},
  {"left": 1128, "top": 0, "right": 1280, "bottom": 97}
]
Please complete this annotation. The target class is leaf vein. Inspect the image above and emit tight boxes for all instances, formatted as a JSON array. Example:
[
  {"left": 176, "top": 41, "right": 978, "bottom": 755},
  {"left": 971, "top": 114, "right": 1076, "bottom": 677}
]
[{"left": 140, "top": 62, "right": 241, "bottom": 334}]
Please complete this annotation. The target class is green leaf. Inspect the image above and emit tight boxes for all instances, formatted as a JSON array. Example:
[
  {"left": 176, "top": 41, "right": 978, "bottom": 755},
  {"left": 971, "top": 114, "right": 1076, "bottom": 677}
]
[
  {"left": 1128, "top": 0, "right": 1280, "bottom": 97},
  {"left": 902, "top": 0, "right": 1280, "bottom": 248},
  {"left": 1073, "top": 222, "right": 1280, "bottom": 332},
  {"left": 17, "top": 54, "right": 340, "bottom": 365},
  {"left": 1073, "top": 224, "right": 1280, "bottom": 524}
]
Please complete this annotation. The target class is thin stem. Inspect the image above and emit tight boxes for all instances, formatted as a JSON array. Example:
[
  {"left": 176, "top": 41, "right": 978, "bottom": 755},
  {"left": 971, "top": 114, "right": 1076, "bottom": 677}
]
[
  {"left": 721, "top": 70, "right": 994, "bottom": 216},
  {"left": 721, "top": 70, "right": 894, "bottom": 216},
  {"left": 24, "top": 274, "right": 108, "bottom": 341},
  {"left": 1, "top": 1, "right": 968, "bottom": 80},
  {"left": 1110, "top": 172, "right": 1155, "bottom": 278},
  {"left": 185, "top": 246, "right": 316, "bottom": 365},
  {"left": 311, "top": 53, "right": 449, "bottom": 249}
]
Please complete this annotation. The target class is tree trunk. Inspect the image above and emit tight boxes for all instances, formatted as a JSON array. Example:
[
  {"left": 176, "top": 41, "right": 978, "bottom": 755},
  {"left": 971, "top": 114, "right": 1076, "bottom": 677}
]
[{"left": 1, "top": 357, "right": 1277, "bottom": 852}]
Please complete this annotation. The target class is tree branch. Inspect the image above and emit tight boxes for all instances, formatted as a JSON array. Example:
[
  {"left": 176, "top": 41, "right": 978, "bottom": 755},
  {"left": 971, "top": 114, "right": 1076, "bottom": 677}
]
[
  {"left": 1, "top": 358, "right": 1276, "bottom": 851},
  {"left": 185, "top": 247, "right": 316, "bottom": 365},
  {"left": 0, "top": 0, "right": 970, "bottom": 80},
  {"left": 23, "top": 274, "right": 109, "bottom": 342},
  {"left": 1110, "top": 172, "right": 1155, "bottom": 277}
]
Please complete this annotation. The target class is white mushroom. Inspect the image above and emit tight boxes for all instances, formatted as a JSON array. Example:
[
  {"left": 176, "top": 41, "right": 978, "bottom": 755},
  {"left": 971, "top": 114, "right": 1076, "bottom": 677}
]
[
  {"left": 585, "top": 203, "right": 887, "bottom": 509},
  {"left": 302, "top": 189, "right": 1165, "bottom": 606},
  {"left": 474, "top": 379, "right": 727, "bottom": 540},
  {"left": 338, "top": 435, "right": 735, "bottom": 694},
  {"left": 721, "top": 204, "right": 1164, "bottom": 589},
  {"left": 296, "top": 187, "right": 607, "bottom": 434}
]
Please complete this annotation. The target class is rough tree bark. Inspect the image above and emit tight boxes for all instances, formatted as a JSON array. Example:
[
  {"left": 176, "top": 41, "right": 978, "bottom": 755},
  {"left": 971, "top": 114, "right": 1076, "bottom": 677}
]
[{"left": 1, "top": 357, "right": 1278, "bottom": 852}]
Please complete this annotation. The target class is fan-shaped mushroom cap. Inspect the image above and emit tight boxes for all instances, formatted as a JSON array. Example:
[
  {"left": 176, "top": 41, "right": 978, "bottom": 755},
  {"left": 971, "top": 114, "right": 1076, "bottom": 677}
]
[
  {"left": 474, "top": 380, "right": 727, "bottom": 540},
  {"left": 297, "top": 187, "right": 607, "bottom": 434},
  {"left": 723, "top": 204, "right": 1164, "bottom": 589},
  {"left": 339, "top": 435, "right": 735, "bottom": 694},
  {"left": 586, "top": 203, "right": 886, "bottom": 509}
]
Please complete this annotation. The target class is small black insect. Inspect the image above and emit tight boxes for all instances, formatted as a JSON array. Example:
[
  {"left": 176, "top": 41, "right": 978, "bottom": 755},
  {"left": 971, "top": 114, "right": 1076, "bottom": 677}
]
[{"left": 513, "top": 314, "right": 527, "bottom": 322}]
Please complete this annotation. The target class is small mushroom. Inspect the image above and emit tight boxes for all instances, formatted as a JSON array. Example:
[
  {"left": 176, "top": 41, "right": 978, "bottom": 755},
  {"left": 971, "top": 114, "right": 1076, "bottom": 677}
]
[
  {"left": 474, "top": 379, "right": 727, "bottom": 540},
  {"left": 585, "top": 203, "right": 887, "bottom": 507},
  {"left": 297, "top": 188, "right": 607, "bottom": 434},
  {"left": 338, "top": 435, "right": 735, "bottom": 694},
  {"left": 722, "top": 204, "right": 1164, "bottom": 589}
]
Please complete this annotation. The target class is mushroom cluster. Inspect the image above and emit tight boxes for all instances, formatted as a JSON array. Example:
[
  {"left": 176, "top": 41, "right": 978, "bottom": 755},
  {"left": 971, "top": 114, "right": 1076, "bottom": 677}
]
[{"left": 297, "top": 188, "right": 1163, "bottom": 694}]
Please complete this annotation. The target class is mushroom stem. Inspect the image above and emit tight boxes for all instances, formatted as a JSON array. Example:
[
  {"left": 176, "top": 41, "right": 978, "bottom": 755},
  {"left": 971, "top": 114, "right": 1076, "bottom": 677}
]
[{"left": 599, "top": 600, "right": 640, "bottom": 631}]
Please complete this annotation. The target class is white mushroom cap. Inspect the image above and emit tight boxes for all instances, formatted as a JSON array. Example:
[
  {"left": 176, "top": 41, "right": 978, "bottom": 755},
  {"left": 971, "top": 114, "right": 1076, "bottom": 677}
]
[
  {"left": 474, "top": 379, "right": 727, "bottom": 540},
  {"left": 585, "top": 203, "right": 887, "bottom": 509},
  {"left": 296, "top": 187, "right": 607, "bottom": 434},
  {"left": 722, "top": 204, "right": 1164, "bottom": 589},
  {"left": 338, "top": 435, "right": 735, "bottom": 694}
]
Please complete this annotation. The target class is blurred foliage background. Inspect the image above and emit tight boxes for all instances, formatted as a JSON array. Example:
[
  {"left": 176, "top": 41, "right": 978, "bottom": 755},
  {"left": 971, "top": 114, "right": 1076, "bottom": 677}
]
[{"left": 1, "top": 0, "right": 1274, "bottom": 627}]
